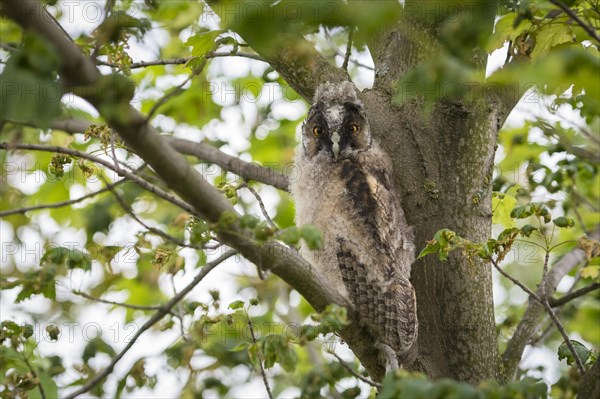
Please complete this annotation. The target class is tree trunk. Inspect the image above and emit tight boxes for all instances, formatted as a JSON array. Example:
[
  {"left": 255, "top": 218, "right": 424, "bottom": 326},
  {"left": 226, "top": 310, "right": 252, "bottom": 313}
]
[{"left": 361, "top": 90, "right": 501, "bottom": 382}]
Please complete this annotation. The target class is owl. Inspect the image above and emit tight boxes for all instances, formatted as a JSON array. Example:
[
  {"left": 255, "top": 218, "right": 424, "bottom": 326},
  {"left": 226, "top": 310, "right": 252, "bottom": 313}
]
[{"left": 291, "top": 81, "right": 418, "bottom": 369}]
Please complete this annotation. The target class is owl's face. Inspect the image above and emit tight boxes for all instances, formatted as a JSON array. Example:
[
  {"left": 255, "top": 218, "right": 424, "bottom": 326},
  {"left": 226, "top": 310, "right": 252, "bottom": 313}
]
[{"left": 301, "top": 82, "right": 371, "bottom": 160}]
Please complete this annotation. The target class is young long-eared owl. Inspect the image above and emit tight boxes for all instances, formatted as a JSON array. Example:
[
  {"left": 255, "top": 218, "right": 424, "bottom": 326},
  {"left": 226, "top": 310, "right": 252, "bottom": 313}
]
[{"left": 291, "top": 82, "right": 418, "bottom": 368}]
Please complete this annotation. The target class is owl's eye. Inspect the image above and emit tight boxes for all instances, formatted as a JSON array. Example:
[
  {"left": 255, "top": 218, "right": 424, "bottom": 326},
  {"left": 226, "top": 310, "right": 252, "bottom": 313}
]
[
  {"left": 313, "top": 126, "right": 322, "bottom": 137},
  {"left": 350, "top": 124, "right": 359, "bottom": 134}
]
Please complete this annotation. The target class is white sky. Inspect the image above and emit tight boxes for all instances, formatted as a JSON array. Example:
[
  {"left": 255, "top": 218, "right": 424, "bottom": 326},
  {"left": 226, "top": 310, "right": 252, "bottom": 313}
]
[{"left": 1, "top": 1, "right": 589, "bottom": 396}]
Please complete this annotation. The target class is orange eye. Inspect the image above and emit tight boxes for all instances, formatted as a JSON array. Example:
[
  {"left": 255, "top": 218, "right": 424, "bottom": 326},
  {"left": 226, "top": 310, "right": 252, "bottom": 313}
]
[
  {"left": 350, "top": 124, "right": 359, "bottom": 133},
  {"left": 313, "top": 126, "right": 322, "bottom": 137}
]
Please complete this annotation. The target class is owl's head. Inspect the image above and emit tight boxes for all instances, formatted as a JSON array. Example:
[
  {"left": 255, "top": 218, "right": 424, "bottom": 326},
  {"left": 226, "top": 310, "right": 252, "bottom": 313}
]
[{"left": 301, "top": 82, "right": 371, "bottom": 160}]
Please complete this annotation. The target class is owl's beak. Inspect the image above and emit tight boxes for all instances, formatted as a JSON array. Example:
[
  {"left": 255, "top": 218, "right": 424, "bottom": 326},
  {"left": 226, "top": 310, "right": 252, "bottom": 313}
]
[{"left": 331, "top": 131, "right": 340, "bottom": 159}]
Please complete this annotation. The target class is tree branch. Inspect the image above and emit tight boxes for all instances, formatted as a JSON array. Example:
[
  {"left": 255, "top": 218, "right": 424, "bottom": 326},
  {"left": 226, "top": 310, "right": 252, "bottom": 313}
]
[
  {"left": 246, "top": 315, "right": 274, "bottom": 399},
  {"left": 0, "top": 142, "right": 197, "bottom": 215},
  {"left": 96, "top": 50, "right": 266, "bottom": 70},
  {"left": 549, "top": 282, "right": 600, "bottom": 308},
  {"left": 72, "top": 290, "right": 167, "bottom": 312},
  {"left": 493, "top": 253, "right": 587, "bottom": 376},
  {"left": 342, "top": 27, "right": 354, "bottom": 71},
  {"left": 239, "top": 183, "right": 277, "bottom": 230},
  {"left": 7, "top": 118, "right": 290, "bottom": 191},
  {"left": 539, "top": 250, "right": 585, "bottom": 375},
  {"left": 0, "top": 179, "right": 119, "bottom": 217},
  {"left": 502, "top": 226, "right": 600, "bottom": 380},
  {"left": 578, "top": 356, "right": 600, "bottom": 399},
  {"left": 22, "top": 356, "right": 46, "bottom": 399},
  {"left": 204, "top": 0, "right": 348, "bottom": 101},
  {"left": 166, "top": 137, "right": 289, "bottom": 191},
  {"left": 0, "top": 0, "right": 97, "bottom": 85},
  {"left": 63, "top": 250, "right": 236, "bottom": 399},
  {"left": 100, "top": 175, "right": 203, "bottom": 250},
  {"left": 331, "top": 352, "right": 382, "bottom": 389}
]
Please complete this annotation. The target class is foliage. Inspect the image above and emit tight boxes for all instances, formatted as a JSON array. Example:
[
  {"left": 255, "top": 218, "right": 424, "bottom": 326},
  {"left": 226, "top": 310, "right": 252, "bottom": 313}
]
[
  {"left": 379, "top": 372, "right": 548, "bottom": 399},
  {"left": 0, "top": 0, "right": 598, "bottom": 397}
]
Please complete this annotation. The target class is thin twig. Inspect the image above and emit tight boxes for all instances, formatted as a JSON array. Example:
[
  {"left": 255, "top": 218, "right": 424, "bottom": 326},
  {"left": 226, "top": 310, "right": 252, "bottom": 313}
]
[
  {"left": 100, "top": 175, "right": 201, "bottom": 250},
  {"left": 72, "top": 290, "right": 167, "bottom": 312},
  {"left": 541, "top": 296, "right": 586, "bottom": 373},
  {"left": 502, "top": 226, "right": 600, "bottom": 379},
  {"left": 0, "top": 142, "right": 197, "bottom": 215},
  {"left": 6, "top": 117, "right": 291, "bottom": 192},
  {"left": 323, "top": 28, "right": 374, "bottom": 71},
  {"left": 241, "top": 183, "right": 277, "bottom": 230},
  {"left": 331, "top": 352, "right": 382, "bottom": 389},
  {"left": 548, "top": 282, "right": 600, "bottom": 307},
  {"left": 0, "top": 182, "right": 115, "bottom": 217},
  {"left": 22, "top": 356, "right": 46, "bottom": 399},
  {"left": 493, "top": 256, "right": 585, "bottom": 374},
  {"left": 490, "top": 259, "right": 541, "bottom": 302},
  {"left": 342, "top": 26, "right": 355, "bottom": 71},
  {"left": 0, "top": 163, "right": 147, "bottom": 217},
  {"left": 247, "top": 316, "right": 274, "bottom": 399},
  {"left": 146, "top": 57, "right": 208, "bottom": 119},
  {"left": 64, "top": 250, "right": 236, "bottom": 399},
  {"left": 169, "top": 276, "right": 188, "bottom": 340},
  {"left": 504, "top": 40, "right": 512, "bottom": 65},
  {"left": 109, "top": 128, "right": 122, "bottom": 174},
  {"left": 0, "top": 42, "right": 17, "bottom": 52},
  {"left": 531, "top": 274, "right": 583, "bottom": 345},
  {"left": 95, "top": 51, "right": 265, "bottom": 70},
  {"left": 539, "top": 250, "right": 586, "bottom": 374},
  {"left": 146, "top": 74, "right": 193, "bottom": 120},
  {"left": 549, "top": 0, "right": 600, "bottom": 44}
]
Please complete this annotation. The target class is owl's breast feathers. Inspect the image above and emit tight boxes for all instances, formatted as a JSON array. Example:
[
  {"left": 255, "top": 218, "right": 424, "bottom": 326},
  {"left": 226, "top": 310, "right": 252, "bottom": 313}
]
[
  {"left": 292, "top": 145, "right": 418, "bottom": 363},
  {"left": 337, "top": 152, "right": 413, "bottom": 276}
]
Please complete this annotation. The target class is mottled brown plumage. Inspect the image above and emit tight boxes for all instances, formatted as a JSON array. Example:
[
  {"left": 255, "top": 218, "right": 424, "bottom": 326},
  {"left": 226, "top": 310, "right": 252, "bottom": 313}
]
[{"left": 291, "top": 82, "right": 418, "bottom": 368}]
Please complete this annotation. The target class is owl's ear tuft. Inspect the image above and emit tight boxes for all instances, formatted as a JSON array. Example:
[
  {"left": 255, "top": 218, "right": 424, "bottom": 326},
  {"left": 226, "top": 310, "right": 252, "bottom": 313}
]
[{"left": 314, "top": 81, "right": 360, "bottom": 105}]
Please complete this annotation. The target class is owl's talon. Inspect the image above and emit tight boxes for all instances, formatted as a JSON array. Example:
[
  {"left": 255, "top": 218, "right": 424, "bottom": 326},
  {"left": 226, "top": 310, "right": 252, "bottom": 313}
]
[{"left": 375, "top": 342, "right": 399, "bottom": 373}]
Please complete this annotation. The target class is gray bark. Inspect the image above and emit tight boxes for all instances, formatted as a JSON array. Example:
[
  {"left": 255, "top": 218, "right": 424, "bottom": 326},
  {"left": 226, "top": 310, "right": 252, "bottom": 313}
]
[{"left": 578, "top": 358, "right": 600, "bottom": 399}]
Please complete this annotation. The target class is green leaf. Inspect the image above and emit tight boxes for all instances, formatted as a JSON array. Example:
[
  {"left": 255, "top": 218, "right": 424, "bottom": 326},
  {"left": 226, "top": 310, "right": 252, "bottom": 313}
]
[
  {"left": 42, "top": 247, "right": 92, "bottom": 271},
  {"left": 229, "top": 342, "right": 250, "bottom": 352},
  {"left": 520, "top": 224, "right": 538, "bottom": 237},
  {"left": 0, "top": 346, "right": 29, "bottom": 371},
  {"left": 492, "top": 192, "right": 517, "bottom": 228},
  {"left": 580, "top": 266, "right": 600, "bottom": 279},
  {"left": 418, "top": 229, "right": 464, "bottom": 261},
  {"left": 278, "top": 227, "right": 301, "bottom": 246},
  {"left": 239, "top": 214, "right": 259, "bottom": 229},
  {"left": 530, "top": 20, "right": 575, "bottom": 59},
  {"left": 247, "top": 342, "right": 260, "bottom": 369},
  {"left": 558, "top": 340, "right": 591, "bottom": 365},
  {"left": 15, "top": 266, "right": 58, "bottom": 302},
  {"left": 510, "top": 205, "right": 531, "bottom": 219},
  {"left": 0, "top": 34, "right": 62, "bottom": 128},
  {"left": 260, "top": 334, "right": 297, "bottom": 372},
  {"left": 299, "top": 225, "right": 323, "bottom": 250},
  {"left": 553, "top": 216, "right": 575, "bottom": 228},
  {"left": 417, "top": 240, "right": 440, "bottom": 260},
  {"left": 228, "top": 300, "right": 245, "bottom": 310},
  {"left": 29, "top": 372, "right": 58, "bottom": 399},
  {"left": 185, "top": 30, "right": 223, "bottom": 57}
]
